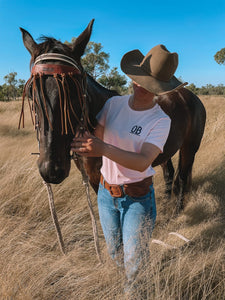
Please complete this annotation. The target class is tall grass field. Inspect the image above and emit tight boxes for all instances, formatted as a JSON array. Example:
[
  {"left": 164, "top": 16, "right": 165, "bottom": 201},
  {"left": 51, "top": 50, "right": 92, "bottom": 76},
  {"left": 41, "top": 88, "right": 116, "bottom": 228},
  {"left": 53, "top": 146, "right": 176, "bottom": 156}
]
[{"left": 0, "top": 95, "right": 224, "bottom": 299}]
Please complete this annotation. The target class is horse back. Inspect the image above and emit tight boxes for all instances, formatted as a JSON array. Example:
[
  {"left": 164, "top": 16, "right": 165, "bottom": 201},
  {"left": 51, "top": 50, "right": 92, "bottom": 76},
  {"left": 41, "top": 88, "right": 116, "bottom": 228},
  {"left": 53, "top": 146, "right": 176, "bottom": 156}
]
[{"left": 153, "top": 88, "right": 206, "bottom": 166}]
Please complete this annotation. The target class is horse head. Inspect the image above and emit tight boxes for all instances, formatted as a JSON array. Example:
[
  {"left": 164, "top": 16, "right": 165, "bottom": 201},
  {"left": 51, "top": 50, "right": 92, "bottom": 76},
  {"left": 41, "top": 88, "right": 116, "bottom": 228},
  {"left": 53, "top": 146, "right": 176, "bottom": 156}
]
[{"left": 20, "top": 20, "right": 95, "bottom": 184}]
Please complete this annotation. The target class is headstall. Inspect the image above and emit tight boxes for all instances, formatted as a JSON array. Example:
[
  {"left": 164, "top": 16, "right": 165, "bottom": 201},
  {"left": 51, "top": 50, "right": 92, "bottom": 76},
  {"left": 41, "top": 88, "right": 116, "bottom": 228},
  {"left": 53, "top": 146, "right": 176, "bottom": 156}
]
[
  {"left": 18, "top": 54, "right": 101, "bottom": 260},
  {"left": 18, "top": 53, "right": 93, "bottom": 136}
]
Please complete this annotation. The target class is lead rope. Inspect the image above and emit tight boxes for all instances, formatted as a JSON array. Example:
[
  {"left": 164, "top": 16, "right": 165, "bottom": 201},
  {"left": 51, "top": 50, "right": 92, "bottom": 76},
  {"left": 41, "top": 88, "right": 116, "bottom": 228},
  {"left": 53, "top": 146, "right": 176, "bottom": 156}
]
[
  {"left": 43, "top": 181, "right": 66, "bottom": 255},
  {"left": 72, "top": 152, "right": 102, "bottom": 264},
  {"left": 72, "top": 74, "right": 102, "bottom": 263},
  {"left": 42, "top": 150, "right": 102, "bottom": 262}
]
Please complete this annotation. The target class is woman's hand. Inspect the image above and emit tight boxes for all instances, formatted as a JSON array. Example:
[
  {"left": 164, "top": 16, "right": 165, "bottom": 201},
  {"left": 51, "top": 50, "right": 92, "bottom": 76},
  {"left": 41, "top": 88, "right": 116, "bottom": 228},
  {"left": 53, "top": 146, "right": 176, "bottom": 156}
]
[{"left": 71, "top": 132, "right": 105, "bottom": 157}]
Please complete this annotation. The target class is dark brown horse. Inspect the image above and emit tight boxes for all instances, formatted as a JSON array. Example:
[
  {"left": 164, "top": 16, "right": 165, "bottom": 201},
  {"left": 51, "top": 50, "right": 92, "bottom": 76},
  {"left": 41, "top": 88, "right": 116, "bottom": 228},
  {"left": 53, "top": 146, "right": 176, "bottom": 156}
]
[{"left": 20, "top": 20, "right": 206, "bottom": 212}]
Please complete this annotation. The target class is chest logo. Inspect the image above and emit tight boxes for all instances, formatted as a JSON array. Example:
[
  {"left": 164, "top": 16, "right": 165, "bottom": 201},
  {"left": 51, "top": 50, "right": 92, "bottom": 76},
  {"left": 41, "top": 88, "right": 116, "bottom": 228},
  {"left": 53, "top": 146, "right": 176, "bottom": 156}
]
[{"left": 130, "top": 125, "right": 142, "bottom": 136}]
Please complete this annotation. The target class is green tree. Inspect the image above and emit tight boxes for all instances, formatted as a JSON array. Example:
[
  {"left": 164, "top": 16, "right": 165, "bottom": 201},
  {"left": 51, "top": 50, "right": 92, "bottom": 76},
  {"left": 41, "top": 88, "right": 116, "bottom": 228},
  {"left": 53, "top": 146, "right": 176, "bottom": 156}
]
[
  {"left": 214, "top": 48, "right": 225, "bottom": 65},
  {"left": 17, "top": 79, "right": 26, "bottom": 97},
  {"left": 200, "top": 84, "right": 225, "bottom": 95},
  {"left": 186, "top": 83, "right": 199, "bottom": 94},
  {"left": 0, "top": 85, "right": 4, "bottom": 101},
  {"left": 212, "top": 84, "right": 225, "bottom": 95},
  {"left": 98, "top": 67, "right": 128, "bottom": 94},
  {"left": 0, "top": 72, "right": 25, "bottom": 101},
  {"left": 64, "top": 37, "right": 76, "bottom": 45},
  {"left": 65, "top": 39, "right": 110, "bottom": 80},
  {"left": 81, "top": 41, "right": 110, "bottom": 79},
  {"left": 1, "top": 83, "right": 10, "bottom": 101},
  {"left": 3, "top": 72, "right": 18, "bottom": 100},
  {"left": 125, "top": 80, "right": 134, "bottom": 95}
]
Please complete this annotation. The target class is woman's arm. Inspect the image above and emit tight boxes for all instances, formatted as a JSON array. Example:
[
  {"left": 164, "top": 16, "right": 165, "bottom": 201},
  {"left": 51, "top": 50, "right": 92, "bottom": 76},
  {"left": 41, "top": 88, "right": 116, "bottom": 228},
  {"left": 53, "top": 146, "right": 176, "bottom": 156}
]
[{"left": 71, "top": 131, "right": 161, "bottom": 172}]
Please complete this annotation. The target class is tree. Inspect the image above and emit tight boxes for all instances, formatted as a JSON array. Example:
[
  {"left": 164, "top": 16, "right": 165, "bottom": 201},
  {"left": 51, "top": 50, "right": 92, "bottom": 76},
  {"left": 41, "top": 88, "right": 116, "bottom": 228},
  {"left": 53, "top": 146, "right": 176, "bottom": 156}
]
[
  {"left": 17, "top": 79, "right": 26, "bottom": 96},
  {"left": 1, "top": 83, "right": 11, "bottom": 101},
  {"left": 65, "top": 39, "right": 110, "bottom": 80},
  {"left": 126, "top": 80, "right": 134, "bottom": 95},
  {"left": 0, "top": 85, "right": 4, "bottom": 101},
  {"left": 81, "top": 41, "right": 110, "bottom": 79},
  {"left": 186, "top": 83, "right": 199, "bottom": 94},
  {"left": 0, "top": 72, "right": 25, "bottom": 101},
  {"left": 3, "top": 72, "right": 18, "bottom": 100},
  {"left": 214, "top": 48, "right": 225, "bottom": 65},
  {"left": 98, "top": 67, "right": 128, "bottom": 94}
]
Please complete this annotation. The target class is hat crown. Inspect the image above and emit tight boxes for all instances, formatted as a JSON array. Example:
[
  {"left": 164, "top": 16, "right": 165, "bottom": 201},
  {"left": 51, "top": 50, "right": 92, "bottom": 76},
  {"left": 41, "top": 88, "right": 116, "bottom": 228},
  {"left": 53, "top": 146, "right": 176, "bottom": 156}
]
[
  {"left": 120, "top": 44, "right": 186, "bottom": 95},
  {"left": 140, "top": 45, "right": 178, "bottom": 82}
]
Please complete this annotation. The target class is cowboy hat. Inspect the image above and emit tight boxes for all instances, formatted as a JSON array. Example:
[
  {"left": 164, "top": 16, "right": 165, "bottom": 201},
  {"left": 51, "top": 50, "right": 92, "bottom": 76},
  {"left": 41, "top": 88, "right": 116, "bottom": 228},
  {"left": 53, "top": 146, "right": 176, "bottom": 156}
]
[{"left": 121, "top": 44, "right": 187, "bottom": 95}]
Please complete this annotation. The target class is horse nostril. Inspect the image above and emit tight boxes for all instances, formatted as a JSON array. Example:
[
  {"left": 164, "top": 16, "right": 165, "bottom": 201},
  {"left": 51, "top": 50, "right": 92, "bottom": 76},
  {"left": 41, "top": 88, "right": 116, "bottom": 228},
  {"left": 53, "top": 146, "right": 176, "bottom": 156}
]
[
  {"left": 54, "top": 166, "right": 65, "bottom": 179},
  {"left": 38, "top": 160, "right": 70, "bottom": 184}
]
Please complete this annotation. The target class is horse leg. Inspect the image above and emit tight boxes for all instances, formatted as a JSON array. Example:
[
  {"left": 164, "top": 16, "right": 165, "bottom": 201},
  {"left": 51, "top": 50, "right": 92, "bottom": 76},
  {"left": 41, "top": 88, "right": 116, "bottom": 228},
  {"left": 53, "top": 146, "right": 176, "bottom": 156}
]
[
  {"left": 161, "top": 158, "right": 175, "bottom": 197},
  {"left": 172, "top": 146, "right": 195, "bottom": 213}
]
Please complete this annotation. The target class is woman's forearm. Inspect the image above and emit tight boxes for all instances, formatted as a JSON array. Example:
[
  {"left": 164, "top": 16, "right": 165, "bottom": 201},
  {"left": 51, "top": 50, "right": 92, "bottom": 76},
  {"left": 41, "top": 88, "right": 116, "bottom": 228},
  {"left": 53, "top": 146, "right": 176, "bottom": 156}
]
[
  {"left": 102, "top": 143, "right": 151, "bottom": 172},
  {"left": 71, "top": 132, "right": 161, "bottom": 172}
]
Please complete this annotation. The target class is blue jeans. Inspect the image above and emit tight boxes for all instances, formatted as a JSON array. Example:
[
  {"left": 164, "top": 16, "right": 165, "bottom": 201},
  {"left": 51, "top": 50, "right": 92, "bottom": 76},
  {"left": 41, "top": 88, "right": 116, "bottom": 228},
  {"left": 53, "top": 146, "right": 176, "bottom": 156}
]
[{"left": 97, "top": 181, "right": 156, "bottom": 283}]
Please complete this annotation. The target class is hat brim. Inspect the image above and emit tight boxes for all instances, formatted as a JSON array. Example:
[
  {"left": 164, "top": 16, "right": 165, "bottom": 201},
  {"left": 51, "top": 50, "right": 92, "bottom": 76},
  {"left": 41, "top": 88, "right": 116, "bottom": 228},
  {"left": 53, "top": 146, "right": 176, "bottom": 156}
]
[{"left": 121, "top": 49, "right": 187, "bottom": 95}]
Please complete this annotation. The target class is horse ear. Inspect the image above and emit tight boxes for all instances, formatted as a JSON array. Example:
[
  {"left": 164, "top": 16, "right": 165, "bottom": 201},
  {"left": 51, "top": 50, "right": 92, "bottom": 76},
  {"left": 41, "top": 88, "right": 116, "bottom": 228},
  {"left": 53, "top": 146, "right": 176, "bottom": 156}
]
[
  {"left": 72, "top": 19, "right": 94, "bottom": 59},
  {"left": 20, "top": 27, "right": 38, "bottom": 55}
]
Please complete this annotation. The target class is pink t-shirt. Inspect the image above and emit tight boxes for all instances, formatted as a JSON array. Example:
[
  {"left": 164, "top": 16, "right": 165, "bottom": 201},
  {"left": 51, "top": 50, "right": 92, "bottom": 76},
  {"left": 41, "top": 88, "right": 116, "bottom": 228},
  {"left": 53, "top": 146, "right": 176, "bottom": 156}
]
[{"left": 97, "top": 95, "right": 171, "bottom": 185}]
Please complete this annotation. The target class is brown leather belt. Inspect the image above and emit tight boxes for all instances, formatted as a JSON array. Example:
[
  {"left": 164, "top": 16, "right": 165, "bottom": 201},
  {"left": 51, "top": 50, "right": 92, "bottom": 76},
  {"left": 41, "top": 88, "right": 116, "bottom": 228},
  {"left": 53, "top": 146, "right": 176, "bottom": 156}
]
[{"left": 100, "top": 175, "right": 153, "bottom": 198}]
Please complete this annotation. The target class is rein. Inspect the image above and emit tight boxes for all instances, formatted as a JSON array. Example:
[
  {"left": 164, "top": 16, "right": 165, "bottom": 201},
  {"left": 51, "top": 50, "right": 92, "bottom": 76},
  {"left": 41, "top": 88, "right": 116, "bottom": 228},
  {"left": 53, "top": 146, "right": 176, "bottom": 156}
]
[{"left": 19, "top": 53, "right": 102, "bottom": 262}]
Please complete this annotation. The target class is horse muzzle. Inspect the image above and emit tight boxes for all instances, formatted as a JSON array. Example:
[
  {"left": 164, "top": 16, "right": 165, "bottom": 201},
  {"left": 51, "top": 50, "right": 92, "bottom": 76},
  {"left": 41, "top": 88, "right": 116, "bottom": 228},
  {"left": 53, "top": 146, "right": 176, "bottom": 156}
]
[{"left": 37, "top": 159, "right": 70, "bottom": 184}]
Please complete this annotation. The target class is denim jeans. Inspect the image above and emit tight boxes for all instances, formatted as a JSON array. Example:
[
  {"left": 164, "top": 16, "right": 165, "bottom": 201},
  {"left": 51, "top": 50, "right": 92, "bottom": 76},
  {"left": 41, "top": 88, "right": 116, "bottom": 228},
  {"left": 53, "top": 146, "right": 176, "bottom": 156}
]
[{"left": 97, "top": 181, "right": 156, "bottom": 284}]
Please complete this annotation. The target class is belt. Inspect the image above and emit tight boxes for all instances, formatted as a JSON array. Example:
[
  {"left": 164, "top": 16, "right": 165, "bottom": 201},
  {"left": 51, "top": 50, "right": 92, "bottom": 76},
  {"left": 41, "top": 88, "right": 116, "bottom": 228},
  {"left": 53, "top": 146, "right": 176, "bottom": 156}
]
[{"left": 100, "top": 175, "right": 153, "bottom": 198}]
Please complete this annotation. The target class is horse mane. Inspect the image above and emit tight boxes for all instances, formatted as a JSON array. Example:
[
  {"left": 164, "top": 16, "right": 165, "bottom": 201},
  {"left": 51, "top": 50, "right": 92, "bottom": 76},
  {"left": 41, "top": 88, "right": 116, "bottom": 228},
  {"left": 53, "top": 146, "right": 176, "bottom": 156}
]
[
  {"left": 31, "top": 36, "right": 119, "bottom": 101},
  {"left": 30, "top": 35, "right": 119, "bottom": 113},
  {"left": 30, "top": 36, "right": 73, "bottom": 68},
  {"left": 86, "top": 74, "right": 119, "bottom": 126},
  {"left": 87, "top": 73, "right": 119, "bottom": 99}
]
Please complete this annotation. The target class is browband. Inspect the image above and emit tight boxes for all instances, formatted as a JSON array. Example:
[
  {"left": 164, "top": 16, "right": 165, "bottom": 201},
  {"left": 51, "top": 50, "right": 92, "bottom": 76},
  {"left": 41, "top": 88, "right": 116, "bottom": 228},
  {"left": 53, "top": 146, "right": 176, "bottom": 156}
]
[{"left": 31, "top": 64, "right": 81, "bottom": 76}]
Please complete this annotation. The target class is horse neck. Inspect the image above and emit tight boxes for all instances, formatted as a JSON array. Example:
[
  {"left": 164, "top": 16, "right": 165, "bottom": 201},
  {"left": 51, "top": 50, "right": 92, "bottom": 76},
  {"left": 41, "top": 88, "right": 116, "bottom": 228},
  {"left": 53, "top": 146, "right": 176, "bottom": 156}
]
[{"left": 86, "top": 74, "right": 119, "bottom": 117}]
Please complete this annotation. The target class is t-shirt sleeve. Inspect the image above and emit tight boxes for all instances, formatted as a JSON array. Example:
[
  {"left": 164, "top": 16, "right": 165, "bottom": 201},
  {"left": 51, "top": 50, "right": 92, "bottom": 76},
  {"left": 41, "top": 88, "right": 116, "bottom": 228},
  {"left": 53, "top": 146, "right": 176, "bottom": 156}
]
[
  {"left": 96, "top": 97, "right": 112, "bottom": 127},
  {"left": 144, "top": 117, "right": 171, "bottom": 152}
]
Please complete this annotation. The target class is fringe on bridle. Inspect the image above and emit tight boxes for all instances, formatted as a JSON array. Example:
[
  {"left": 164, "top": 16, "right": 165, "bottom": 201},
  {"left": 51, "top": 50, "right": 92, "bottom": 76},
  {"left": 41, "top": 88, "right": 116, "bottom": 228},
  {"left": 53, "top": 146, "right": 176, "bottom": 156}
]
[
  {"left": 18, "top": 53, "right": 102, "bottom": 263},
  {"left": 18, "top": 69, "right": 94, "bottom": 135}
]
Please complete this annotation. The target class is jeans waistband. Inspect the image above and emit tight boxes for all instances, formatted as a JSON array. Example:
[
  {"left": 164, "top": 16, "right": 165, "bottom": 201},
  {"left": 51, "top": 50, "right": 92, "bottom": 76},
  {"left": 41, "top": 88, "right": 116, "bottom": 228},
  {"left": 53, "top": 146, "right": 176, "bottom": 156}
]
[{"left": 100, "top": 175, "right": 153, "bottom": 198}]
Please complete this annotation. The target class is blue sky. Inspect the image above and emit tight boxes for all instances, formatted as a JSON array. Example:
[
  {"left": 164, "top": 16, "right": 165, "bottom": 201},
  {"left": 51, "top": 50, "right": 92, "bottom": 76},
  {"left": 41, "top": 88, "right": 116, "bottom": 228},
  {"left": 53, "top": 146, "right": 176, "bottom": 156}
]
[{"left": 0, "top": 0, "right": 225, "bottom": 87}]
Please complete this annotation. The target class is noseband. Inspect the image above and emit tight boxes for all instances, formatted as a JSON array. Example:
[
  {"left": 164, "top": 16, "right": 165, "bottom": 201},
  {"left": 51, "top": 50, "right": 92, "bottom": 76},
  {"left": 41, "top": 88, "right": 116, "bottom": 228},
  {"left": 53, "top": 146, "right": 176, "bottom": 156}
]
[{"left": 18, "top": 53, "right": 93, "bottom": 135}]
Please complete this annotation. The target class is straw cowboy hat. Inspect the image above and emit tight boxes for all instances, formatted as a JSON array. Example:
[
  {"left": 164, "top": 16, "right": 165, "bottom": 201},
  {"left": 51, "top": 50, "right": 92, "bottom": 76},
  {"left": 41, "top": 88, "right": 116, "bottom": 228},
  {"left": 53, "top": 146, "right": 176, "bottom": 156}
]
[{"left": 121, "top": 44, "right": 187, "bottom": 95}]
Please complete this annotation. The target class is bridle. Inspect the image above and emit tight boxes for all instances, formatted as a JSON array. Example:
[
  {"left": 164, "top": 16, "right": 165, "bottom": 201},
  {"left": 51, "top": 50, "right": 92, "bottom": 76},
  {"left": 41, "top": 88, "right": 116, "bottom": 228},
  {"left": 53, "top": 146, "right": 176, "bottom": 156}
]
[
  {"left": 18, "top": 52, "right": 94, "bottom": 136},
  {"left": 18, "top": 53, "right": 102, "bottom": 261}
]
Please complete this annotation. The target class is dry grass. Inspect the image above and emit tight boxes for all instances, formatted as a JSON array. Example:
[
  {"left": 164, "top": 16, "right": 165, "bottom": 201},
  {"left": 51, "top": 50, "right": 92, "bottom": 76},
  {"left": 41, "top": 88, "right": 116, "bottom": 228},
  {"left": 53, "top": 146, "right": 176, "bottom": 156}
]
[{"left": 0, "top": 96, "right": 224, "bottom": 299}]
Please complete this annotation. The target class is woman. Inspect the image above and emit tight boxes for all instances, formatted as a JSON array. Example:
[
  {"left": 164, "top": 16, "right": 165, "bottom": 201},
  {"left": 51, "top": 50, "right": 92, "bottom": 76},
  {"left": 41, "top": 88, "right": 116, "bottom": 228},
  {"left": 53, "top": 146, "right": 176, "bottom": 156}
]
[{"left": 71, "top": 44, "right": 186, "bottom": 293}]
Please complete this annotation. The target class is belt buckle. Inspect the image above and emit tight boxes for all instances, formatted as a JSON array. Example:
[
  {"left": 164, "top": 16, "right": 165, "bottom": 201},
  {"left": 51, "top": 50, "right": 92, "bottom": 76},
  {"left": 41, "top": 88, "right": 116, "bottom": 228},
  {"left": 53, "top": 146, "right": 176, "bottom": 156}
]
[{"left": 109, "top": 185, "right": 124, "bottom": 198}]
